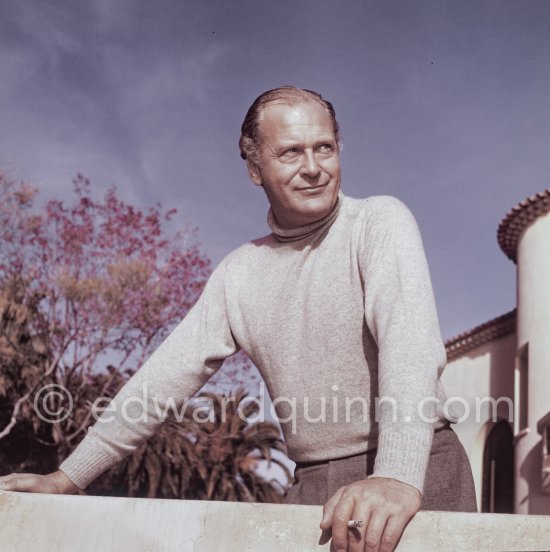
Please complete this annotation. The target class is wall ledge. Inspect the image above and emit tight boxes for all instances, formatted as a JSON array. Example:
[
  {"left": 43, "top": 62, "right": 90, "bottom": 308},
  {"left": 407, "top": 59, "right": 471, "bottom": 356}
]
[{"left": 2, "top": 491, "right": 550, "bottom": 551}]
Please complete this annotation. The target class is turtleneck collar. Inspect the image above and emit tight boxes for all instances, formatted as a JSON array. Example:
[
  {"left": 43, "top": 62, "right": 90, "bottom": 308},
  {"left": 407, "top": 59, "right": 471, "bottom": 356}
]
[{"left": 267, "top": 191, "right": 343, "bottom": 243}]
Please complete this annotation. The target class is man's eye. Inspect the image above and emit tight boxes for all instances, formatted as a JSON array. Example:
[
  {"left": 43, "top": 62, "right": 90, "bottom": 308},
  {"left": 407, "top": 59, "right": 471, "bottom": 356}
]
[
  {"left": 318, "top": 144, "right": 334, "bottom": 152},
  {"left": 282, "top": 148, "right": 299, "bottom": 157}
]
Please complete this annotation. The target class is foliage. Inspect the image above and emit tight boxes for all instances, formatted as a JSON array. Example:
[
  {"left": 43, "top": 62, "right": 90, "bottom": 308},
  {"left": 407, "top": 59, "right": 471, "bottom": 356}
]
[
  {"left": 0, "top": 278, "right": 58, "bottom": 474},
  {"left": 0, "top": 172, "right": 211, "bottom": 373},
  {"left": 0, "top": 171, "right": 212, "bottom": 457},
  {"left": 89, "top": 390, "right": 290, "bottom": 502},
  {"left": 0, "top": 172, "right": 280, "bottom": 503}
]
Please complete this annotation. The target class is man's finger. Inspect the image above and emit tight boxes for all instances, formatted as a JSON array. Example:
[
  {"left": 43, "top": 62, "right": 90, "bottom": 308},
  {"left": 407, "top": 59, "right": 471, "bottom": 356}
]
[
  {"left": 346, "top": 512, "right": 371, "bottom": 552},
  {"left": 320, "top": 486, "right": 346, "bottom": 529},
  {"left": 329, "top": 494, "right": 356, "bottom": 552},
  {"left": 0, "top": 473, "right": 23, "bottom": 482},
  {"left": 0, "top": 474, "right": 47, "bottom": 493},
  {"left": 378, "top": 515, "right": 410, "bottom": 552},
  {"left": 0, "top": 475, "right": 29, "bottom": 491},
  {"left": 363, "top": 512, "right": 388, "bottom": 552}
]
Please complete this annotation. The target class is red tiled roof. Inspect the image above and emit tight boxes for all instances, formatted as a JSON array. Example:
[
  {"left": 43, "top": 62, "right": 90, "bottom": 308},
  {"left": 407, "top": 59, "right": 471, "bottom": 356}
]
[
  {"left": 497, "top": 189, "right": 550, "bottom": 262},
  {"left": 445, "top": 310, "right": 516, "bottom": 361}
]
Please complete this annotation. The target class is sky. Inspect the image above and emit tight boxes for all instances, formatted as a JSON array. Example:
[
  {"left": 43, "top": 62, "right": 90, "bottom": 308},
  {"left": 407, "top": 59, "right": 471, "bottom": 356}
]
[{"left": 1, "top": 0, "right": 549, "bottom": 341}]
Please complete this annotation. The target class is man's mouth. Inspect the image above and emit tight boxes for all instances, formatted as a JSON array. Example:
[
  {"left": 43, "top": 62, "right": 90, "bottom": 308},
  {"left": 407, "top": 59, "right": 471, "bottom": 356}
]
[{"left": 296, "top": 183, "right": 329, "bottom": 191}]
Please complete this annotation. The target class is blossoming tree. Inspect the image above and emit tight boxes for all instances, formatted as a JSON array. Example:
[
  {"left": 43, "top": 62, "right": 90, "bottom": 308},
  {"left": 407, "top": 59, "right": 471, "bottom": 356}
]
[{"left": 0, "top": 173, "right": 278, "bottom": 501}]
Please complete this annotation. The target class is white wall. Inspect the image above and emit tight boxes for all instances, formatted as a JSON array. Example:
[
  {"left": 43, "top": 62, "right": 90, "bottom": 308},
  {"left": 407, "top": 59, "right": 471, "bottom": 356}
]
[
  {"left": 515, "top": 210, "right": 550, "bottom": 514},
  {"left": 441, "top": 332, "right": 516, "bottom": 511},
  {"left": 3, "top": 491, "right": 550, "bottom": 551}
]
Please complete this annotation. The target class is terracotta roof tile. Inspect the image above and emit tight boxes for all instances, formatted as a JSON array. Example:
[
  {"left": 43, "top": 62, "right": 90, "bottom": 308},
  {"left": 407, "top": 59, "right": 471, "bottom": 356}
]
[
  {"left": 445, "top": 310, "right": 516, "bottom": 361},
  {"left": 497, "top": 189, "right": 550, "bottom": 262}
]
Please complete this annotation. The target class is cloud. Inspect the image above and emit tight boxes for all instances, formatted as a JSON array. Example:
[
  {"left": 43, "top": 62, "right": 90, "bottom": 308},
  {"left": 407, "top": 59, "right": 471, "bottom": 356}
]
[
  {"left": 1, "top": 0, "right": 550, "bottom": 341},
  {"left": 0, "top": 0, "right": 239, "bottom": 227}
]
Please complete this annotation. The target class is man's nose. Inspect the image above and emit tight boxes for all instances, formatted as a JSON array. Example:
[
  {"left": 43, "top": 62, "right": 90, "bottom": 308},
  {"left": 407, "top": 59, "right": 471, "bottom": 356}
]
[{"left": 300, "top": 150, "right": 321, "bottom": 178}]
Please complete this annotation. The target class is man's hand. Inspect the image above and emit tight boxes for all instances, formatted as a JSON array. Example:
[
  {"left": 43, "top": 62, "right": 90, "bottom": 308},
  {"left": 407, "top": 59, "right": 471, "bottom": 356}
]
[
  {"left": 0, "top": 470, "right": 80, "bottom": 495},
  {"left": 320, "top": 477, "right": 421, "bottom": 552}
]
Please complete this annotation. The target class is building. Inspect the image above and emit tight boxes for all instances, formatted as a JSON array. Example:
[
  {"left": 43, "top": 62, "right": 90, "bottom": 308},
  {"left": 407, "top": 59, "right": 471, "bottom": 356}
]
[{"left": 442, "top": 189, "right": 550, "bottom": 515}]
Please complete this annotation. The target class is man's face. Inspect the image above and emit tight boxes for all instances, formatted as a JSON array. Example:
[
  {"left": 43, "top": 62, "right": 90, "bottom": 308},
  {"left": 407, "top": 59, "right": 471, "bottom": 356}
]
[{"left": 247, "top": 99, "right": 341, "bottom": 229}]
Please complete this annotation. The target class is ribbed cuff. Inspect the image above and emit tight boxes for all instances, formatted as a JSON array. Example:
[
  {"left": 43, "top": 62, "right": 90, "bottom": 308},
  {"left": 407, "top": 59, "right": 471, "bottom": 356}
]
[
  {"left": 369, "top": 430, "right": 433, "bottom": 494},
  {"left": 59, "top": 430, "right": 124, "bottom": 490}
]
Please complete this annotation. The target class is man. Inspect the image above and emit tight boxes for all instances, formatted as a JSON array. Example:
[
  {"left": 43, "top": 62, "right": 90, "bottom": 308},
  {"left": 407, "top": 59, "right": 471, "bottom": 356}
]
[{"left": 0, "top": 87, "right": 476, "bottom": 552}]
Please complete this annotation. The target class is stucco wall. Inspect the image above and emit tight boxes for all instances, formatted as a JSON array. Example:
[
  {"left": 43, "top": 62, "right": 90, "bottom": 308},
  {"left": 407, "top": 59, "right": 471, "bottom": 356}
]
[
  {"left": 515, "top": 209, "right": 550, "bottom": 514},
  {"left": 441, "top": 332, "right": 516, "bottom": 510}
]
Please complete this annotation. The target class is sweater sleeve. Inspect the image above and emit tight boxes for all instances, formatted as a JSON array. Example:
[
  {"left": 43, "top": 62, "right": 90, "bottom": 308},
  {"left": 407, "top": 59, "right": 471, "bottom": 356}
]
[
  {"left": 59, "top": 259, "right": 238, "bottom": 489},
  {"left": 359, "top": 196, "right": 447, "bottom": 494}
]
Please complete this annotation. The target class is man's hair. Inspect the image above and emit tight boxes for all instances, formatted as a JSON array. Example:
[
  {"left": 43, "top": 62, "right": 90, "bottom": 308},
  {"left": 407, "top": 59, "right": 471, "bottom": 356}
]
[{"left": 239, "top": 86, "right": 341, "bottom": 165}]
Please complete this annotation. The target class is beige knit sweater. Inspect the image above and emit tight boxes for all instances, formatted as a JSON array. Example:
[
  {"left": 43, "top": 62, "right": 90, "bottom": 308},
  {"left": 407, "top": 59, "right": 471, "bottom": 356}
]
[{"left": 60, "top": 192, "right": 448, "bottom": 493}]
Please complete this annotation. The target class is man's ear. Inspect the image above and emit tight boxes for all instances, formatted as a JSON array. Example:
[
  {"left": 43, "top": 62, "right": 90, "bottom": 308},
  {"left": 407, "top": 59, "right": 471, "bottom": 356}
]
[{"left": 246, "top": 159, "right": 263, "bottom": 187}]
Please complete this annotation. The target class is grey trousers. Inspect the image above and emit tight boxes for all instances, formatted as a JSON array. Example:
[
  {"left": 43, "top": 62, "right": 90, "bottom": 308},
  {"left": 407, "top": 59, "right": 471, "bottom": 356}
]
[{"left": 285, "top": 424, "right": 477, "bottom": 512}]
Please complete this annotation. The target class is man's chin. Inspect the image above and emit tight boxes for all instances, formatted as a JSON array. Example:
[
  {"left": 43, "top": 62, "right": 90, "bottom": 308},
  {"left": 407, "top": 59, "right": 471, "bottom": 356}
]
[{"left": 295, "top": 199, "right": 338, "bottom": 224}]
